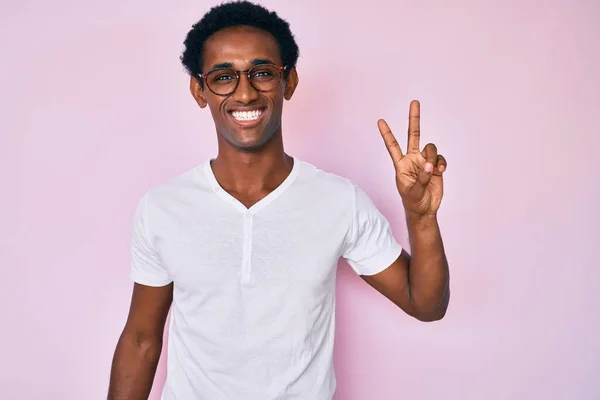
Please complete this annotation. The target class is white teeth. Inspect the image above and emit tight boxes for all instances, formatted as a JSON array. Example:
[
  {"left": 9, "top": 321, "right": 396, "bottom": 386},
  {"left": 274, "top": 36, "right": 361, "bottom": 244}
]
[{"left": 231, "top": 109, "right": 263, "bottom": 121}]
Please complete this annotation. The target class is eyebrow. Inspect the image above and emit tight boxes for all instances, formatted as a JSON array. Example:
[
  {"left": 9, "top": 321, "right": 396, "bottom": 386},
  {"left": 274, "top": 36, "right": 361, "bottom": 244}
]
[
  {"left": 251, "top": 58, "right": 275, "bottom": 66},
  {"left": 208, "top": 58, "right": 277, "bottom": 71},
  {"left": 210, "top": 62, "right": 233, "bottom": 70}
]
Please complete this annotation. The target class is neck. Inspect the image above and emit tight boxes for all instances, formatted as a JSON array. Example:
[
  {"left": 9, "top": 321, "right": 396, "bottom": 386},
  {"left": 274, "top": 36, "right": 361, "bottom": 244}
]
[{"left": 211, "top": 132, "right": 293, "bottom": 194}]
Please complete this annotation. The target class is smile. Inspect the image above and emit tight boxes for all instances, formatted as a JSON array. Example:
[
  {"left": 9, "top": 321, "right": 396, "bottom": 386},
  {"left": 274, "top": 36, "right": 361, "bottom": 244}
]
[{"left": 230, "top": 108, "right": 264, "bottom": 121}]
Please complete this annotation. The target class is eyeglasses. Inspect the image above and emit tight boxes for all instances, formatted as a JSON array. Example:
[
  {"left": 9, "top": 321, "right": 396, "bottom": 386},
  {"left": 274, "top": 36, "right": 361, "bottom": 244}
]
[{"left": 199, "top": 64, "right": 287, "bottom": 96}]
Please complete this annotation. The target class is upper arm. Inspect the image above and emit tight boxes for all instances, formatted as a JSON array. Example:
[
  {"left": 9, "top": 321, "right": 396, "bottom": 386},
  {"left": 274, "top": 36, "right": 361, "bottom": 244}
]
[
  {"left": 125, "top": 191, "right": 173, "bottom": 340},
  {"left": 340, "top": 183, "right": 416, "bottom": 315},
  {"left": 360, "top": 250, "right": 415, "bottom": 316},
  {"left": 341, "top": 184, "right": 403, "bottom": 276},
  {"left": 122, "top": 282, "right": 173, "bottom": 342},
  {"left": 130, "top": 191, "right": 172, "bottom": 287}
]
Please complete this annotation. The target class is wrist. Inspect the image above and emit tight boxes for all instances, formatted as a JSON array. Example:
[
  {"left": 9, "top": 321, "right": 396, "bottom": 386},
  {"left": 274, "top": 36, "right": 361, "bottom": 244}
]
[{"left": 405, "top": 212, "right": 438, "bottom": 229}]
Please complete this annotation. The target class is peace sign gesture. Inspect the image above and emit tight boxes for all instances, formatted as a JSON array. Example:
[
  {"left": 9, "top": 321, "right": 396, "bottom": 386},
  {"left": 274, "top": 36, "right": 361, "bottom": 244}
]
[{"left": 378, "top": 100, "right": 447, "bottom": 217}]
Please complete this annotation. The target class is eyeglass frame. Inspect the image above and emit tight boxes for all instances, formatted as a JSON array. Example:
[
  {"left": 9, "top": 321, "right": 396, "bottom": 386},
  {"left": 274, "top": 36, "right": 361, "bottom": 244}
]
[{"left": 198, "top": 64, "right": 288, "bottom": 97}]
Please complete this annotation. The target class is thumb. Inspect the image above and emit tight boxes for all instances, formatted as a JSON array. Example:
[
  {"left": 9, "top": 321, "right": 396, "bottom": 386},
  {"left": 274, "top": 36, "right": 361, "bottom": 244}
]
[{"left": 416, "top": 143, "right": 437, "bottom": 188}]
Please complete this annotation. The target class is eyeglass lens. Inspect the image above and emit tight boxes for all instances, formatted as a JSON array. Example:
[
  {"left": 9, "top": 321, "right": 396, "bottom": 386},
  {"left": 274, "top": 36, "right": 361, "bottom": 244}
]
[{"left": 205, "top": 65, "right": 282, "bottom": 95}]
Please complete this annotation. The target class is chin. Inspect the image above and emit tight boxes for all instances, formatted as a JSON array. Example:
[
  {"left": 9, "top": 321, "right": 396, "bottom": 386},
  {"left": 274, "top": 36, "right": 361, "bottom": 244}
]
[
  {"left": 222, "top": 125, "right": 279, "bottom": 153},
  {"left": 223, "top": 131, "right": 272, "bottom": 152}
]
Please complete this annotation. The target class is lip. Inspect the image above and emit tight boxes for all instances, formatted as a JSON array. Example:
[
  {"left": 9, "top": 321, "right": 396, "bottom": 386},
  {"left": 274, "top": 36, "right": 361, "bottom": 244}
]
[{"left": 227, "top": 107, "right": 267, "bottom": 128}]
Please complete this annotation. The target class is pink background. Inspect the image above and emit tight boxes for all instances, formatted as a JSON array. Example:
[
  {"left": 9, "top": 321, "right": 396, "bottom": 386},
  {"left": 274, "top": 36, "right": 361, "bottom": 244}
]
[{"left": 1, "top": 0, "right": 599, "bottom": 399}]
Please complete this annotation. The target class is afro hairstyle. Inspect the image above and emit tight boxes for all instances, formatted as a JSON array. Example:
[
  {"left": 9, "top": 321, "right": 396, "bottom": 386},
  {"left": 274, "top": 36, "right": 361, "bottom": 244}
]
[{"left": 180, "top": 1, "right": 300, "bottom": 79}]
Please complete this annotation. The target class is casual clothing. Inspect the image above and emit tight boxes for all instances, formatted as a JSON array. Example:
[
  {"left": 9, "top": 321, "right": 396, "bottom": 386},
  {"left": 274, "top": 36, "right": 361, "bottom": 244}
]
[{"left": 130, "top": 158, "right": 402, "bottom": 400}]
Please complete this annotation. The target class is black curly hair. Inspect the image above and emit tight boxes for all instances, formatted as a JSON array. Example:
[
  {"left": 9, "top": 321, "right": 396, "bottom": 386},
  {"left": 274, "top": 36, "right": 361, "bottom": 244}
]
[{"left": 180, "top": 1, "right": 300, "bottom": 80}]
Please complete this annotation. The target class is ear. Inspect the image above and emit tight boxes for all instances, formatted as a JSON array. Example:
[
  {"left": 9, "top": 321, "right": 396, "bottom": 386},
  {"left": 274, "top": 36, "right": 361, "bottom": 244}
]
[
  {"left": 190, "top": 75, "right": 208, "bottom": 108},
  {"left": 283, "top": 67, "right": 299, "bottom": 101}
]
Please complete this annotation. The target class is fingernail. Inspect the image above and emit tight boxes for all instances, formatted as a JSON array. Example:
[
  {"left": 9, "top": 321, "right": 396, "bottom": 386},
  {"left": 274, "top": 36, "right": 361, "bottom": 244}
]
[
  {"left": 439, "top": 165, "right": 445, "bottom": 172},
  {"left": 424, "top": 163, "right": 433, "bottom": 173}
]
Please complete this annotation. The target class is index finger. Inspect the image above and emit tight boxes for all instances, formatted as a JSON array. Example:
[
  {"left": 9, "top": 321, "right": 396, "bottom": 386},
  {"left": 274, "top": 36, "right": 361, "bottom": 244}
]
[
  {"left": 407, "top": 100, "right": 420, "bottom": 153},
  {"left": 378, "top": 119, "right": 404, "bottom": 165}
]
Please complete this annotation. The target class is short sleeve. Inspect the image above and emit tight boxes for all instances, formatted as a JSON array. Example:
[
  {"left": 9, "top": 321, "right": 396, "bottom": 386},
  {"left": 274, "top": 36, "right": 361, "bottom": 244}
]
[
  {"left": 341, "top": 184, "right": 403, "bottom": 276},
  {"left": 129, "top": 191, "right": 172, "bottom": 287}
]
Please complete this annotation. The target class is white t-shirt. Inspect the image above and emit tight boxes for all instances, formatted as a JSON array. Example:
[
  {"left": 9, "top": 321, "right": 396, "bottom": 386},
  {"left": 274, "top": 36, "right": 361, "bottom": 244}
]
[{"left": 130, "top": 157, "right": 402, "bottom": 400}]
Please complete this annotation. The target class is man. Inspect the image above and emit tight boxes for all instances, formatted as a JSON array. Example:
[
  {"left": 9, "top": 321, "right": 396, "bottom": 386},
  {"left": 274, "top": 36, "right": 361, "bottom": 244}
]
[{"left": 107, "top": 1, "right": 450, "bottom": 399}]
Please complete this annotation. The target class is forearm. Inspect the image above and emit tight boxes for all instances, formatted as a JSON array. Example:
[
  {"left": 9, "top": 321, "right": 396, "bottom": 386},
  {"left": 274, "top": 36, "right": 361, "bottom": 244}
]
[
  {"left": 405, "top": 213, "right": 449, "bottom": 319},
  {"left": 107, "top": 332, "right": 162, "bottom": 400}
]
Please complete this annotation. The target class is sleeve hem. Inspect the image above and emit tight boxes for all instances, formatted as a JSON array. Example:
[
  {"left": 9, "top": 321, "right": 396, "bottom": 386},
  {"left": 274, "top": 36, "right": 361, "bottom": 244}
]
[
  {"left": 347, "top": 242, "right": 403, "bottom": 276},
  {"left": 130, "top": 271, "right": 172, "bottom": 287}
]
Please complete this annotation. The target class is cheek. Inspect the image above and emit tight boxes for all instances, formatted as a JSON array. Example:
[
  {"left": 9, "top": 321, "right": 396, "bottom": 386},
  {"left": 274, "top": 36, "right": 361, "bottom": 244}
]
[
  {"left": 269, "top": 91, "right": 285, "bottom": 112},
  {"left": 206, "top": 100, "right": 226, "bottom": 120}
]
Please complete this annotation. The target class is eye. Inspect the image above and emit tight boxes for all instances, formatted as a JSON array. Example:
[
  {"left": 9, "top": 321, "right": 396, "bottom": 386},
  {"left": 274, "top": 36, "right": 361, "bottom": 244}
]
[
  {"left": 251, "top": 68, "right": 275, "bottom": 80},
  {"left": 207, "top": 69, "right": 237, "bottom": 84},
  {"left": 215, "top": 74, "right": 234, "bottom": 81}
]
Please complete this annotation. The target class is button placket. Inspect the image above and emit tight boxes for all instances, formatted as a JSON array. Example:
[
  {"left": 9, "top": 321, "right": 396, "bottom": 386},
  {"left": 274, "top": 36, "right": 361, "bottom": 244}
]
[{"left": 241, "top": 213, "right": 253, "bottom": 284}]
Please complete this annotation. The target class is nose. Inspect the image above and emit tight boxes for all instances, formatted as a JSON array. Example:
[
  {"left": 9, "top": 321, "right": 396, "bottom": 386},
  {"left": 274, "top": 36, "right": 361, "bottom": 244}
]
[{"left": 231, "top": 72, "right": 259, "bottom": 104}]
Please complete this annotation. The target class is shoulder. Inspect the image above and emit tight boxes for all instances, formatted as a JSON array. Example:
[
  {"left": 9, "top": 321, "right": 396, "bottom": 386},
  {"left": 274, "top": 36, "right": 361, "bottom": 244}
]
[
  {"left": 295, "top": 160, "right": 384, "bottom": 216},
  {"left": 293, "top": 159, "right": 367, "bottom": 208},
  {"left": 137, "top": 161, "right": 212, "bottom": 212},
  {"left": 295, "top": 159, "right": 356, "bottom": 193}
]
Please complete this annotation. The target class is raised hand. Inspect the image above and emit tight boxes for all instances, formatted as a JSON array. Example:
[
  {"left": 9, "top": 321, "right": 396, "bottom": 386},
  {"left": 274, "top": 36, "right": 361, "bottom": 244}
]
[{"left": 378, "top": 100, "right": 446, "bottom": 217}]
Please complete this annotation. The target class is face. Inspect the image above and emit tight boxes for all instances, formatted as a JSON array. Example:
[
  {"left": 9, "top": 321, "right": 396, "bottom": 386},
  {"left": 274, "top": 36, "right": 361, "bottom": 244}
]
[{"left": 190, "top": 26, "right": 299, "bottom": 152}]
